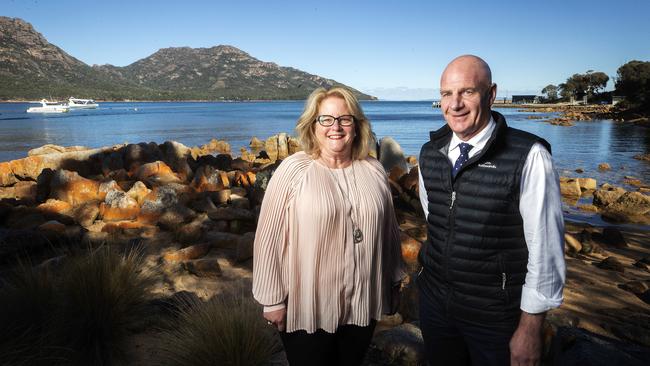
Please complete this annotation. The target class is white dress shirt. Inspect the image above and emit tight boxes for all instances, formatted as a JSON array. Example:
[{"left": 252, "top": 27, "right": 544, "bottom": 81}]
[{"left": 418, "top": 118, "right": 566, "bottom": 314}]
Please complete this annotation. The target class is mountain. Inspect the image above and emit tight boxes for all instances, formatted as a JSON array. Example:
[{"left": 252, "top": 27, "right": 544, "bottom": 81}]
[
  {"left": 0, "top": 17, "right": 161, "bottom": 100},
  {"left": 0, "top": 17, "right": 374, "bottom": 100},
  {"left": 93, "top": 46, "right": 373, "bottom": 100}
]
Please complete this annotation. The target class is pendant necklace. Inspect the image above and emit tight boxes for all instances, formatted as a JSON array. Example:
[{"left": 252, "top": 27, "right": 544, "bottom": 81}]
[{"left": 326, "top": 161, "right": 363, "bottom": 244}]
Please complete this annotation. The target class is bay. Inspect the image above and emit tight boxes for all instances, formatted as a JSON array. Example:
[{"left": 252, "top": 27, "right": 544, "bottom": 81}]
[{"left": 1, "top": 100, "right": 649, "bottom": 225}]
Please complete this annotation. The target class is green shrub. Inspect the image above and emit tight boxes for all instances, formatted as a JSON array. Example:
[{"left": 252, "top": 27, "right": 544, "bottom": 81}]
[
  {"left": 615, "top": 60, "right": 650, "bottom": 112},
  {"left": 158, "top": 288, "right": 281, "bottom": 366}
]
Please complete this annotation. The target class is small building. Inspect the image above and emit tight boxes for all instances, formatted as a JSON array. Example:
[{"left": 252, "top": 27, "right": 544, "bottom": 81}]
[{"left": 512, "top": 95, "right": 537, "bottom": 104}]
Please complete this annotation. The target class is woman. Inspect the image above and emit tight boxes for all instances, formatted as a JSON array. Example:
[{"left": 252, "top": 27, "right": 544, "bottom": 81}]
[{"left": 252, "top": 86, "right": 405, "bottom": 366}]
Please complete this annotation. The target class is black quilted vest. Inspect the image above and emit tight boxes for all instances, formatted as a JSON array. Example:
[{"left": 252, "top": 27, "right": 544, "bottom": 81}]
[{"left": 418, "top": 111, "right": 550, "bottom": 328}]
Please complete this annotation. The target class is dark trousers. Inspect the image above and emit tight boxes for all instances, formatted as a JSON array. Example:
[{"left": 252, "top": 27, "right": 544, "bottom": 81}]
[
  {"left": 280, "top": 321, "right": 376, "bottom": 366},
  {"left": 418, "top": 288, "right": 515, "bottom": 366}
]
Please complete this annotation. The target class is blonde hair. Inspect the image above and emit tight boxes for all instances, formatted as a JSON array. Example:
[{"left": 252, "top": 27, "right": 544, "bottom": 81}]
[{"left": 296, "top": 86, "right": 373, "bottom": 160}]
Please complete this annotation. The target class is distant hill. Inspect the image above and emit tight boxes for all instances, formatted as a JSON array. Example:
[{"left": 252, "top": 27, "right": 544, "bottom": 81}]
[
  {"left": 0, "top": 17, "right": 374, "bottom": 101},
  {"left": 0, "top": 17, "right": 162, "bottom": 100}
]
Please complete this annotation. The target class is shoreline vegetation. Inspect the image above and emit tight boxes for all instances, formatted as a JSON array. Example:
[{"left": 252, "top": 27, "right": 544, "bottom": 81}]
[{"left": 1, "top": 132, "right": 649, "bottom": 365}]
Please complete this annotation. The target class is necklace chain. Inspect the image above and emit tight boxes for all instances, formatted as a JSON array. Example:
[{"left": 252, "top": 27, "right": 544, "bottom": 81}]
[{"left": 326, "top": 162, "right": 363, "bottom": 244}]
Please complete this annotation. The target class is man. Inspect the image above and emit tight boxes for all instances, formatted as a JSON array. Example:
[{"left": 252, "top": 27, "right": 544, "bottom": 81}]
[{"left": 417, "top": 55, "right": 565, "bottom": 366}]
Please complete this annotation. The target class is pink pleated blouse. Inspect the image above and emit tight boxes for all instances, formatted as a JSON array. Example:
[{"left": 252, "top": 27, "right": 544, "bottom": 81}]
[{"left": 252, "top": 151, "right": 405, "bottom": 333}]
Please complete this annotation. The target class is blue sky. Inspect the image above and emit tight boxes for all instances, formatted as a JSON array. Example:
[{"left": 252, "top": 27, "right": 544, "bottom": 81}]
[{"left": 2, "top": 0, "right": 649, "bottom": 100}]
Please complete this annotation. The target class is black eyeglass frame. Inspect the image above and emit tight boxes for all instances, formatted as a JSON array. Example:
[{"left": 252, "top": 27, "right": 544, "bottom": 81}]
[{"left": 315, "top": 114, "right": 356, "bottom": 127}]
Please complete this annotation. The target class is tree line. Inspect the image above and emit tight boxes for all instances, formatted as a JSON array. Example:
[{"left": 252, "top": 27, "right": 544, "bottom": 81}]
[{"left": 539, "top": 60, "right": 650, "bottom": 113}]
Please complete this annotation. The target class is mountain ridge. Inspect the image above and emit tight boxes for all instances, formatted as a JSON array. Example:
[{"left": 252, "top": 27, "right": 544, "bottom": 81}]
[{"left": 0, "top": 17, "right": 375, "bottom": 101}]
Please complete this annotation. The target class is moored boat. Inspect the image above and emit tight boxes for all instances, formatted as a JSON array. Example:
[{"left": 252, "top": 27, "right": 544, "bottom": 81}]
[
  {"left": 26, "top": 99, "right": 70, "bottom": 113},
  {"left": 67, "top": 97, "right": 98, "bottom": 109}
]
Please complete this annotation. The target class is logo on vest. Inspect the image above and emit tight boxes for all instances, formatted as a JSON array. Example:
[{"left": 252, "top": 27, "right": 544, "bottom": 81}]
[{"left": 478, "top": 162, "right": 497, "bottom": 169}]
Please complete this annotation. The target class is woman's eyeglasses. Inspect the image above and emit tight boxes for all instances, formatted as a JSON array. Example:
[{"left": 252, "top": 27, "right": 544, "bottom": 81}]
[{"left": 315, "top": 115, "right": 356, "bottom": 127}]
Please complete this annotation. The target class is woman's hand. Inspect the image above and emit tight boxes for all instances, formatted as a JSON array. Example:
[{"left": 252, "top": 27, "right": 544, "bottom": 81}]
[{"left": 263, "top": 308, "right": 287, "bottom": 331}]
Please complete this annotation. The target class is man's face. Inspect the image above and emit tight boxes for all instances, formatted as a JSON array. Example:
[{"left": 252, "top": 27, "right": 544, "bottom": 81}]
[{"left": 440, "top": 61, "right": 496, "bottom": 141}]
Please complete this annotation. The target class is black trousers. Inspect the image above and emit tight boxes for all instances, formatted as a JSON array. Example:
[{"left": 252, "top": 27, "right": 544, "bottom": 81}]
[
  {"left": 280, "top": 321, "right": 376, "bottom": 366},
  {"left": 418, "top": 285, "right": 516, "bottom": 366}
]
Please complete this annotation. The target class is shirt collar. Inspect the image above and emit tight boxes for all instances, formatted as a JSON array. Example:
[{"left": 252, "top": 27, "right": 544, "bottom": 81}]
[{"left": 449, "top": 116, "right": 495, "bottom": 153}]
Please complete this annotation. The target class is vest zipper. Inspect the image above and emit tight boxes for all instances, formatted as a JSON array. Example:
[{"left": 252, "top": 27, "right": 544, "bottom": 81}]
[
  {"left": 449, "top": 191, "right": 456, "bottom": 210},
  {"left": 498, "top": 254, "right": 510, "bottom": 304},
  {"left": 443, "top": 188, "right": 457, "bottom": 298}
]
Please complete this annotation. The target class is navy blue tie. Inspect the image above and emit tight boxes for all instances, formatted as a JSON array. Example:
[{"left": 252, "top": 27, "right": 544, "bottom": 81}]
[{"left": 452, "top": 142, "right": 473, "bottom": 179}]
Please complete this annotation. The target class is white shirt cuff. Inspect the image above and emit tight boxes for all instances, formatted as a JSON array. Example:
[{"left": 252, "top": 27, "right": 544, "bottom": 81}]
[
  {"left": 263, "top": 303, "right": 286, "bottom": 313},
  {"left": 520, "top": 285, "right": 563, "bottom": 314}
]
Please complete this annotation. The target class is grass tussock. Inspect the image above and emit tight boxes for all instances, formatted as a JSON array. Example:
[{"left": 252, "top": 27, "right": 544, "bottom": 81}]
[
  {"left": 0, "top": 262, "right": 61, "bottom": 365},
  {"left": 56, "top": 246, "right": 156, "bottom": 365},
  {"left": 0, "top": 246, "right": 154, "bottom": 365},
  {"left": 158, "top": 289, "right": 282, "bottom": 366}
]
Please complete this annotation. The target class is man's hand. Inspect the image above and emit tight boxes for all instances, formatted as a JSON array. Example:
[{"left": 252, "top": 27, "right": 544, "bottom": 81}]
[
  {"left": 263, "top": 308, "right": 286, "bottom": 332},
  {"left": 509, "top": 311, "right": 545, "bottom": 366}
]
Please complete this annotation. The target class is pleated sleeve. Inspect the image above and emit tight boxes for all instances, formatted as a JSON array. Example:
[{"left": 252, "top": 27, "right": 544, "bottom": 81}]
[
  {"left": 252, "top": 153, "right": 310, "bottom": 307},
  {"left": 367, "top": 159, "right": 406, "bottom": 313},
  {"left": 384, "top": 189, "right": 406, "bottom": 285}
]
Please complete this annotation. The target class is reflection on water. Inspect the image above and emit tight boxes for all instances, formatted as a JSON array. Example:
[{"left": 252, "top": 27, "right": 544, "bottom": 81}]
[{"left": 1, "top": 101, "right": 649, "bottom": 226}]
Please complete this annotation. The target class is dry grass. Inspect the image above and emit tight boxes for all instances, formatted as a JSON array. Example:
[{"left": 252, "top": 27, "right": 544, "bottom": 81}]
[
  {"left": 0, "top": 262, "right": 62, "bottom": 365},
  {"left": 157, "top": 286, "right": 281, "bottom": 366},
  {"left": 0, "top": 245, "right": 154, "bottom": 365},
  {"left": 55, "top": 246, "right": 155, "bottom": 365}
]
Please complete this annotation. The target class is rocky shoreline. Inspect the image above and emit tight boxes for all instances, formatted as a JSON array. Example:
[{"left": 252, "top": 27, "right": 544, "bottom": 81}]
[
  {"left": 513, "top": 104, "right": 650, "bottom": 127},
  {"left": 1, "top": 136, "right": 649, "bottom": 365}
]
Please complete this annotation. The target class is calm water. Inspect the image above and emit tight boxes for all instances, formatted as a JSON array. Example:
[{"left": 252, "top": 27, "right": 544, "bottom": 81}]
[{"left": 1, "top": 101, "right": 649, "bottom": 225}]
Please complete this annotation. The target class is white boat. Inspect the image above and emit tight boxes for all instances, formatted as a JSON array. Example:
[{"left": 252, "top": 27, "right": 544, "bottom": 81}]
[
  {"left": 66, "top": 97, "right": 98, "bottom": 109},
  {"left": 26, "top": 99, "right": 70, "bottom": 113}
]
